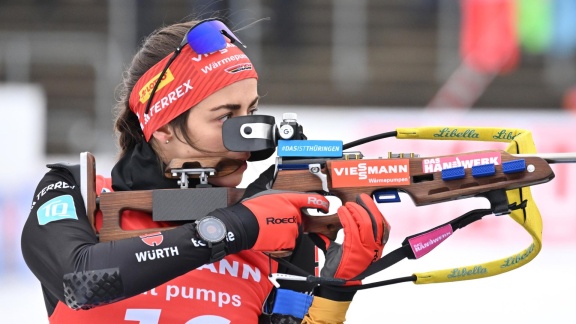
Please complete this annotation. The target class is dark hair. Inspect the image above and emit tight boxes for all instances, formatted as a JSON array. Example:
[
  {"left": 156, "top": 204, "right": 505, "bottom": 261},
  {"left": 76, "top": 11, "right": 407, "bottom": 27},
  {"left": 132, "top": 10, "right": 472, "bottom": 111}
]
[{"left": 113, "top": 20, "right": 198, "bottom": 158}]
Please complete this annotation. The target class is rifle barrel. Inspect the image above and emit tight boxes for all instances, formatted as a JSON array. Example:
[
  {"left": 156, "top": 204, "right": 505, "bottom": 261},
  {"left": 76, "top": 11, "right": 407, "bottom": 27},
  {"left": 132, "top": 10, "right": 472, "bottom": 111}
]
[{"left": 514, "top": 153, "right": 576, "bottom": 164}]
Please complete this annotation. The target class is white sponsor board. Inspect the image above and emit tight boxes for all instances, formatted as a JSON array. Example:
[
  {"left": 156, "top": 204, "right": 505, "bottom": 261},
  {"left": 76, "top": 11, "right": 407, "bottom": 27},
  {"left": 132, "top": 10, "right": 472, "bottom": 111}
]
[{"left": 0, "top": 84, "right": 46, "bottom": 180}]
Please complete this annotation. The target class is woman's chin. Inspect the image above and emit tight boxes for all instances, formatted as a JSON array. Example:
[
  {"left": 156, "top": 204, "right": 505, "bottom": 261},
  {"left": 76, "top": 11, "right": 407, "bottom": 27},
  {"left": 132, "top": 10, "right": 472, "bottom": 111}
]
[{"left": 210, "top": 163, "right": 246, "bottom": 187}]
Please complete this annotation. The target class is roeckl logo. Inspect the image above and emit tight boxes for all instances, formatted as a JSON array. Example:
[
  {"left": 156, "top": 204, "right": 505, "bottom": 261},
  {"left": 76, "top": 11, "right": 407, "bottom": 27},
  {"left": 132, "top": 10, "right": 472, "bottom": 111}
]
[
  {"left": 266, "top": 217, "right": 297, "bottom": 225},
  {"left": 138, "top": 69, "right": 175, "bottom": 103},
  {"left": 308, "top": 197, "right": 329, "bottom": 210},
  {"left": 140, "top": 232, "right": 164, "bottom": 247}
]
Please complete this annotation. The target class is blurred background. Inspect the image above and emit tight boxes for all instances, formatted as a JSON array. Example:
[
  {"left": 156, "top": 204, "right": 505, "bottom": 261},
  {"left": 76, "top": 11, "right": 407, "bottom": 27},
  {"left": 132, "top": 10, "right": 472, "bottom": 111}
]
[{"left": 1, "top": 0, "right": 575, "bottom": 323}]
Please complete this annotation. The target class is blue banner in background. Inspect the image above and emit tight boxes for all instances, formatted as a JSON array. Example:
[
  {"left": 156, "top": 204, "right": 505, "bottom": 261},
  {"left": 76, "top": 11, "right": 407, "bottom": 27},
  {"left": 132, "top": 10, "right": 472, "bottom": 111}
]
[{"left": 551, "top": 0, "right": 576, "bottom": 57}]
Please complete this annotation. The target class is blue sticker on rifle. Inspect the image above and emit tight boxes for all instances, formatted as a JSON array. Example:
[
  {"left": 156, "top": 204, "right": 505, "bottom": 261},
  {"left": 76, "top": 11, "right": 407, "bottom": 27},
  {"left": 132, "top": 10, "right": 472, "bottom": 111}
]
[
  {"left": 277, "top": 140, "right": 343, "bottom": 157},
  {"left": 37, "top": 195, "right": 78, "bottom": 225}
]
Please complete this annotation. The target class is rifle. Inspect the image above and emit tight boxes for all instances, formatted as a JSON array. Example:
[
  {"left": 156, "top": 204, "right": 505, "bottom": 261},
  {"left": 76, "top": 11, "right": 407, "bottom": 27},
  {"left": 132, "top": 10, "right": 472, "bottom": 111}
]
[
  {"left": 87, "top": 149, "right": 555, "bottom": 241},
  {"left": 83, "top": 114, "right": 574, "bottom": 285}
]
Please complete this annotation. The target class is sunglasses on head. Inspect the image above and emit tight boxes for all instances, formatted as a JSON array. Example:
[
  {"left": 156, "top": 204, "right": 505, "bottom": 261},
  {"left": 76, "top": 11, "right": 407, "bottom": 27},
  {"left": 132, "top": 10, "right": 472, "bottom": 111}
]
[{"left": 144, "top": 18, "right": 246, "bottom": 114}]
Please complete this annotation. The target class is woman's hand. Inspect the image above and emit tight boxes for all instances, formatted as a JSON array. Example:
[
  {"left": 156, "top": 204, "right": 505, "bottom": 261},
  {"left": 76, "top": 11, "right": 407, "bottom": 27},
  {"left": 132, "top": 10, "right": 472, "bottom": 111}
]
[
  {"left": 312, "top": 193, "right": 391, "bottom": 288},
  {"left": 209, "top": 190, "right": 330, "bottom": 253}
]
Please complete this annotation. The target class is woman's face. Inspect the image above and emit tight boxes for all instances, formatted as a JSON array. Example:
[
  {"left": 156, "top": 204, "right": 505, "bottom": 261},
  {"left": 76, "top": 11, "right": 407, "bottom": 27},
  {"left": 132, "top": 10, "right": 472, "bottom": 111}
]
[{"left": 158, "top": 78, "right": 259, "bottom": 187}]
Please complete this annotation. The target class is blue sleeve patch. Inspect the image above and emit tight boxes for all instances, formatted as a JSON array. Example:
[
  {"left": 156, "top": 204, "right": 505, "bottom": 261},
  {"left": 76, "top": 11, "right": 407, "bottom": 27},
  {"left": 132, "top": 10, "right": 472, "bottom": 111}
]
[{"left": 37, "top": 194, "right": 78, "bottom": 225}]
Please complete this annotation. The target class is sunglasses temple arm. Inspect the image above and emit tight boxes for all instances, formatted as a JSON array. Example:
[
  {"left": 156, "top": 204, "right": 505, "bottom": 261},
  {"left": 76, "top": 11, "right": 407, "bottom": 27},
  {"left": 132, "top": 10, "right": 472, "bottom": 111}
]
[
  {"left": 222, "top": 30, "right": 247, "bottom": 49},
  {"left": 144, "top": 50, "right": 181, "bottom": 115}
]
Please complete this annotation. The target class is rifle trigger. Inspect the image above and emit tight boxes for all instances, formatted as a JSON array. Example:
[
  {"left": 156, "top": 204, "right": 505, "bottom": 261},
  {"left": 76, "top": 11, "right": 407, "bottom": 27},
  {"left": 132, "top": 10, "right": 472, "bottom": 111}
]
[
  {"left": 308, "top": 163, "right": 328, "bottom": 192},
  {"left": 479, "top": 189, "right": 510, "bottom": 216}
]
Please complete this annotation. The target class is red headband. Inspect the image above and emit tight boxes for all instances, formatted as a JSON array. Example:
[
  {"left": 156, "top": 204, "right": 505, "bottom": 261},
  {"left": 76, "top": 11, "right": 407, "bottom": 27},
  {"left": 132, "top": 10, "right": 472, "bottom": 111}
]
[{"left": 129, "top": 43, "right": 258, "bottom": 141}]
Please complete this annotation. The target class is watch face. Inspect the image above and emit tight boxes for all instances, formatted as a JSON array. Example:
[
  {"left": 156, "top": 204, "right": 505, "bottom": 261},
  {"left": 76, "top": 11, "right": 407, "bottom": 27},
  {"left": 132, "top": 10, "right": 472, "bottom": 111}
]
[{"left": 197, "top": 216, "right": 227, "bottom": 243}]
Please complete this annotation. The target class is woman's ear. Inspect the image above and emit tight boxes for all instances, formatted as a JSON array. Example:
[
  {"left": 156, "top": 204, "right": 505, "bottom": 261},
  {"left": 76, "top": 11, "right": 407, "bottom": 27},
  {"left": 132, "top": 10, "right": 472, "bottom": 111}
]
[{"left": 151, "top": 125, "right": 173, "bottom": 144}]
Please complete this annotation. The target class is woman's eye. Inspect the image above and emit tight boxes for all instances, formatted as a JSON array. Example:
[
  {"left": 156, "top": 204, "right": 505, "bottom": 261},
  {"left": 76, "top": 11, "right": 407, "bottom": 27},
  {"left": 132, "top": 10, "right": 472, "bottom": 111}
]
[
  {"left": 219, "top": 114, "right": 232, "bottom": 123},
  {"left": 218, "top": 108, "right": 257, "bottom": 123}
]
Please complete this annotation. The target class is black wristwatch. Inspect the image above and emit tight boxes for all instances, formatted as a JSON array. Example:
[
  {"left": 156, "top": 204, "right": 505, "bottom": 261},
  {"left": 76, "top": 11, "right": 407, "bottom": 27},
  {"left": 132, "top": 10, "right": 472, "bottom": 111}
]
[{"left": 195, "top": 216, "right": 227, "bottom": 263}]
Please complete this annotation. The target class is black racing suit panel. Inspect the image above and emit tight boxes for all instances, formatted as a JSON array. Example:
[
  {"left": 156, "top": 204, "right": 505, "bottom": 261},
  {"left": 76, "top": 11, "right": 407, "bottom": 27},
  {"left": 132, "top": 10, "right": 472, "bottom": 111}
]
[{"left": 21, "top": 167, "right": 210, "bottom": 315}]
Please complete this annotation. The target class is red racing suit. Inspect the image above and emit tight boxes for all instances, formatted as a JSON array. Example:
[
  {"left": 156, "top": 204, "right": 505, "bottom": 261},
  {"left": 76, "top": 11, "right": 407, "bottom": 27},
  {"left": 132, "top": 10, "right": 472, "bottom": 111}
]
[
  {"left": 50, "top": 175, "right": 278, "bottom": 323},
  {"left": 22, "top": 159, "right": 318, "bottom": 324}
]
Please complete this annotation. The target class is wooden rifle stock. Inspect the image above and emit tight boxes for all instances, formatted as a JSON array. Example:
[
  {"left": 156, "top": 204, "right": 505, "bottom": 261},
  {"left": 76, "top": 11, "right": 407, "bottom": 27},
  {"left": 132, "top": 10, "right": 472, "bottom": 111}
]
[
  {"left": 96, "top": 188, "right": 341, "bottom": 242},
  {"left": 90, "top": 150, "right": 555, "bottom": 242}
]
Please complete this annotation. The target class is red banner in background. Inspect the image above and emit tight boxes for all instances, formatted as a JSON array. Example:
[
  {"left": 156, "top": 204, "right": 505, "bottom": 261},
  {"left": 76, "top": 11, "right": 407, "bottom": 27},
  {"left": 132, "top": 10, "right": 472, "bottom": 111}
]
[{"left": 461, "top": 0, "right": 519, "bottom": 74}]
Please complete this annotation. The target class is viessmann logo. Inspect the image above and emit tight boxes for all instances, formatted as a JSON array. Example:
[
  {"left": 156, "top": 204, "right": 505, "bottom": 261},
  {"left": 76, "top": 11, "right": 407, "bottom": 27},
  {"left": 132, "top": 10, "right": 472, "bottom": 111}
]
[
  {"left": 138, "top": 69, "right": 175, "bottom": 103},
  {"left": 330, "top": 159, "right": 410, "bottom": 188}
]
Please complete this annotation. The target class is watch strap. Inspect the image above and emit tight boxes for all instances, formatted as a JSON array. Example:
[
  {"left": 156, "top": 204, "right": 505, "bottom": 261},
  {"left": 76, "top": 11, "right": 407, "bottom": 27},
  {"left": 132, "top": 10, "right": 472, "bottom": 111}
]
[{"left": 208, "top": 241, "right": 227, "bottom": 263}]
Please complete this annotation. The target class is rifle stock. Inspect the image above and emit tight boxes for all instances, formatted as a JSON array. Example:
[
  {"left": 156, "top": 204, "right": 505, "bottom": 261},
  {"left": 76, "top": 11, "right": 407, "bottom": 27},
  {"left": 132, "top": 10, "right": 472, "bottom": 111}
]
[
  {"left": 93, "top": 150, "right": 554, "bottom": 242},
  {"left": 98, "top": 189, "right": 246, "bottom": 242},
  {"left": 273, "top": 150, "right": 554, "bottom": 205}
]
